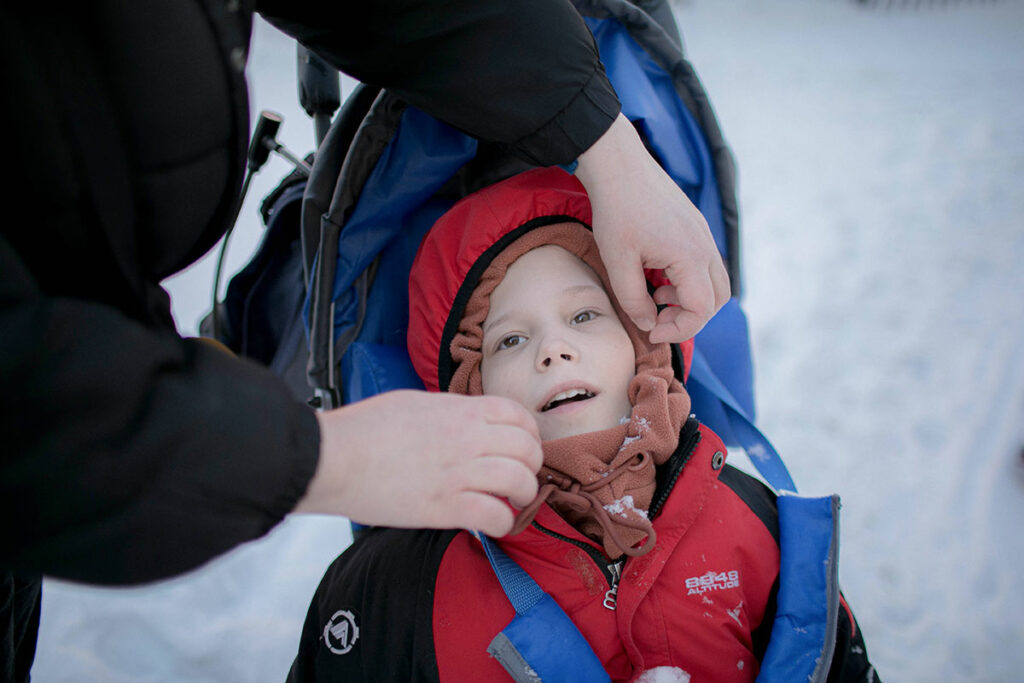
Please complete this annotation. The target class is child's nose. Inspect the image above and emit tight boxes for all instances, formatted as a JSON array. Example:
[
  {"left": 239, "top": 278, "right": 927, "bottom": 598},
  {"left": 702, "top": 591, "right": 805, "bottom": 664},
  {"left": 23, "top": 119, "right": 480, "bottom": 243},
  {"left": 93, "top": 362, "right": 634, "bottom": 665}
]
[{"left": 537, "top": 338, "right": 577, "bottom": 370}]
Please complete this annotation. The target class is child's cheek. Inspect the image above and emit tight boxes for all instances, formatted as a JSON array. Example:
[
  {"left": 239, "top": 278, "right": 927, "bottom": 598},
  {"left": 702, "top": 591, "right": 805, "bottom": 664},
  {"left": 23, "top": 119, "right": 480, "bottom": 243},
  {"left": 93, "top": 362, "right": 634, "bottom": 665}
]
[{"left": 482, "top": 359, "right": 523, "bottom": 405}]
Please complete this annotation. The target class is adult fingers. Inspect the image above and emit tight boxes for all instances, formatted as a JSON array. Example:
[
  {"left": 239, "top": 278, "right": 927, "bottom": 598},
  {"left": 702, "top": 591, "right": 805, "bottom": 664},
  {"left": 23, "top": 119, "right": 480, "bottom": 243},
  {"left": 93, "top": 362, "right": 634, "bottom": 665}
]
[
  {"left": 448, "top": 491, "right": 517, "bottom": 538},
  {"left": 710, "top": 257, "right": 732, "bottom": 309},
  {"left": 601, "top": 250, "right": 658, "bottom": 332},
  {"left": 466, "top": 399, "right": 542, "bottom": 475},
  {"left": 451, "top": 452, "right": 540, "bottom": 511},
  {"left": 465, "top": 421, "right": 544, "bottom": 479},
  {"left": 649, "top": 262, "right": 731, "bottom": 344},
  {"left": 652, "top": 284, "right": 680, "bottom": 307},
  {"left": 650, "top": 262, "right": 716, "bottom": 343},
  {"left": 650, "top": 309, "right": 700, "bottom": 345},
  {"left": 475, "top": 395, "right": 542, "bottom": 443}
]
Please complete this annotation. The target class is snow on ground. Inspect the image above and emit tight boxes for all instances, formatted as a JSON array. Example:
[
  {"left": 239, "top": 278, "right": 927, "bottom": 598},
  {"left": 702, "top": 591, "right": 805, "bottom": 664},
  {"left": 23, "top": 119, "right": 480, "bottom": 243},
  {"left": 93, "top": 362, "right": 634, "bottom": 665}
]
[
  {"left": 676, "top": 2, "right": 1024, "bottom": 680},
  {"left": 33, "top": 1, "right": 1024, "bottom": 681}
]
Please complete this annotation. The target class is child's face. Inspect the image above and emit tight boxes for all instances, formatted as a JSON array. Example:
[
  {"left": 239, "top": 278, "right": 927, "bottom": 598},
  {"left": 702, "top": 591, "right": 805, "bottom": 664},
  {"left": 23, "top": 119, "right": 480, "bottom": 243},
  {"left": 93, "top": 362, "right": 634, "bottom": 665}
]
[{"left": 480, "top": 245, "right": 635, "bottom": 441}]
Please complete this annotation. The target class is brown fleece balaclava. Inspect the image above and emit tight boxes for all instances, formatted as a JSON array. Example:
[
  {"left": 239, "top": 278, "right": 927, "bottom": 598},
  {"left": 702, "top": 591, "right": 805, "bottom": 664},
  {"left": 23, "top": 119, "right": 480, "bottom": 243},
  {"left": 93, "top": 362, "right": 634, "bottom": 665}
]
[{"left": 448, "top": 222, "right": 691, "bottom": 558}]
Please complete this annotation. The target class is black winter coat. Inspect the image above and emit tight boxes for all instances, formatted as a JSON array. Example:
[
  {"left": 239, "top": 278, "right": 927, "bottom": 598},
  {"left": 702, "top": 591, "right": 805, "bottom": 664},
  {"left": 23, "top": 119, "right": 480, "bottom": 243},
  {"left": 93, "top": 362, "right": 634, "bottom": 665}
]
[{"left": 0, "top": 0, "right": 619, "bottom": 678}]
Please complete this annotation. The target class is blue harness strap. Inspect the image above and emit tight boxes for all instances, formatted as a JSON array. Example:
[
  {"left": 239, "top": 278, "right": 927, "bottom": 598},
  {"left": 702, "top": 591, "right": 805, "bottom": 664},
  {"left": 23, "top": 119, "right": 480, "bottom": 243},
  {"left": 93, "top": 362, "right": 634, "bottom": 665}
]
[
  {"left": 475, "top": 533, "right": 611, "bottom": 683},
  {"left": 679, "top": 297, "right": 796, "bottom": 494},
  {"left": 688, "top": 346, "right": 796, "bottom": 492}
]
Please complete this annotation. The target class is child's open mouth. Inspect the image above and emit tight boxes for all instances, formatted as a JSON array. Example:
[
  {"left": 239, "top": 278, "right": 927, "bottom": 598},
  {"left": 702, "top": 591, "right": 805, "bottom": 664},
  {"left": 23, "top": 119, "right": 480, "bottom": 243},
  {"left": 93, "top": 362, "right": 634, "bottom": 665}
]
[{"left": 541, "top": 388, "right": 596, "bottom": 412}]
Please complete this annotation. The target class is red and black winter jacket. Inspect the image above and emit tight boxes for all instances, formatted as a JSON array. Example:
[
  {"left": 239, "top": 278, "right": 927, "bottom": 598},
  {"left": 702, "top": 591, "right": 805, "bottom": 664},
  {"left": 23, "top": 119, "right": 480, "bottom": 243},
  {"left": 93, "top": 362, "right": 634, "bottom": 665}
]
[
  {"left": 288, "top": 169, "right": 876, "bottom": 681},
  {"left": 288, "top": 429, "right": 873, "bottom": 681}
]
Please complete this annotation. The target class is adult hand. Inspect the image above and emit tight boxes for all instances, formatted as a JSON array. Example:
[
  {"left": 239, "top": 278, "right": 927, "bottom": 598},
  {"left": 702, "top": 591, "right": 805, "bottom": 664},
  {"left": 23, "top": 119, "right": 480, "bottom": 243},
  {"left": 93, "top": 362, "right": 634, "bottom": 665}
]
[
  {"left": 293, "top": 390, "right": 543, "bottom": 537},
  {"left": 575, "top": 113, "right": 731, "bottom": 344}
]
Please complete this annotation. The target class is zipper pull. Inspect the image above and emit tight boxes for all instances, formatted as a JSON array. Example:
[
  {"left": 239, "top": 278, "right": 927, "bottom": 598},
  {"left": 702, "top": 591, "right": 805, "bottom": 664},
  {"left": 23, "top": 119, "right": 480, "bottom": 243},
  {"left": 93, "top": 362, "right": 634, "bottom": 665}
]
[
  {"left": 603, "top": 561, "right": 624, "bottom": 610},
  {"left": 603, "top": 584, "right": 618, "bottom": 610}
]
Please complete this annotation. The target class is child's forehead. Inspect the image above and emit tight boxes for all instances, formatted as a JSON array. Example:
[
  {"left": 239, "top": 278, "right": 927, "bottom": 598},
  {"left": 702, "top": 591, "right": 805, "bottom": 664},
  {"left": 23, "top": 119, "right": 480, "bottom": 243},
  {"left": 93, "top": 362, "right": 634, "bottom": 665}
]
[
  {"left": 505, "top": 244, "right": 603, "bottom": 287},
  {"left": 486, "top": 245, "right": 612, "bottom": 324}
]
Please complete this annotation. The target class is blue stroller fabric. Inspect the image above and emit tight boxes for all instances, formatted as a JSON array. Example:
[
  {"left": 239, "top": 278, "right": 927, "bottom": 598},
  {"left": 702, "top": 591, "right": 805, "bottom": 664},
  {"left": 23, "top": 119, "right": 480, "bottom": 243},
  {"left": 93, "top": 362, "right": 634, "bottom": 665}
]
[{"left": 211, "top": 179, "right": 310, "bottom": 402}]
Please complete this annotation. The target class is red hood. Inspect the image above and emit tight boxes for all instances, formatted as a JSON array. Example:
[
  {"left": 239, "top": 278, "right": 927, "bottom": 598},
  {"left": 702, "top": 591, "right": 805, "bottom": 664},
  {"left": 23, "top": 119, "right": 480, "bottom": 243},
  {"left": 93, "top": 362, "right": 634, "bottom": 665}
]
[{"left": 407, "top": 166, "right": 692, "bottom": 392}]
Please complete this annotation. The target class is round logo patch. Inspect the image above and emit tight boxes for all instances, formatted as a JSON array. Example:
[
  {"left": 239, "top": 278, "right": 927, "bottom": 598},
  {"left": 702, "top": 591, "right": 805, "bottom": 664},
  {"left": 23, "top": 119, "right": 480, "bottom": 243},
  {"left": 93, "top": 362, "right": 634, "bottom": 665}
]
[{"left": 323, "top": 609, "right": 360, "bottom": 655}]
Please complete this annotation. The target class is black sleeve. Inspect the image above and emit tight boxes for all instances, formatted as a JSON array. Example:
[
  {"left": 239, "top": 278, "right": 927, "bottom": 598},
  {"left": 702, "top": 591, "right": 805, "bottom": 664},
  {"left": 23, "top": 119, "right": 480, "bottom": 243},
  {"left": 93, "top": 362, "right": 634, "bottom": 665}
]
[
  {"left": 287, "top": 528, "right": 457, "bottom": 682},
  {"left": 255, "top": 0, "right": 621, "bottom": 166},
  {"left": 0, "top": 233, "right": 320, "bottom": 586},
  {"left": 827, "top": 594, "right": 880, "bottom": 683},
  {"left": 1, "top": 571, "right": 41, "bottom": 683}
]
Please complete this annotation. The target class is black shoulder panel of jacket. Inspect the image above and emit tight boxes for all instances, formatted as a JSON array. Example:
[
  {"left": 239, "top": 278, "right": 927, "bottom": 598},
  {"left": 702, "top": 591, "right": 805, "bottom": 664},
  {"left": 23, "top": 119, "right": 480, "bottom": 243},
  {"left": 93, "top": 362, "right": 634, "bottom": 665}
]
[
  {"left": 288, "top": 527, "right": 460, "bottom": 682},
  {"left": 717, "top": 465, "right": 780, "bottom": 546},
  {"left": 828, "top": 593, "right": 881, "bottom": 683}
]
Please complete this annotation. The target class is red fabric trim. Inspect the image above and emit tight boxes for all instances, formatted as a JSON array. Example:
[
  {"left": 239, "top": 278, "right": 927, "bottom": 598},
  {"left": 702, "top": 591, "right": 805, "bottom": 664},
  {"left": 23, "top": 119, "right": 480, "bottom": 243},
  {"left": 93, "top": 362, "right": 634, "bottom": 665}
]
[{"left": 840, "top": 593, "right": 857, "bottom": 639}]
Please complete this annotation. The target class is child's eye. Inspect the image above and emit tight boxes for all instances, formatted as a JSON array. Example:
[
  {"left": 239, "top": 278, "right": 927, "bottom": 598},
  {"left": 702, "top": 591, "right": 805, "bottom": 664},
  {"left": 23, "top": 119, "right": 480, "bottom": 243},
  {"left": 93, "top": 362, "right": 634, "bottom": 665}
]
[
  {"left": 498, "top": 334, "right": 527, "bottom": 351},
  {"left": 571, "top": 310, "right": 597, "bottom": 325}
]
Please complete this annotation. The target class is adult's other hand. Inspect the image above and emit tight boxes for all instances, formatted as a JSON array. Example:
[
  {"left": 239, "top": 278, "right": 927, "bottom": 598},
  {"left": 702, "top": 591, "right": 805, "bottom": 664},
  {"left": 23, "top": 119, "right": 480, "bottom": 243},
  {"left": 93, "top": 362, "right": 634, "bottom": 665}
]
[
  {"left": 293, "top": 390, "right": 543, "bottom": 537},
  {"left": 575, "top": 113, "right": 730, "bottom": 344}
]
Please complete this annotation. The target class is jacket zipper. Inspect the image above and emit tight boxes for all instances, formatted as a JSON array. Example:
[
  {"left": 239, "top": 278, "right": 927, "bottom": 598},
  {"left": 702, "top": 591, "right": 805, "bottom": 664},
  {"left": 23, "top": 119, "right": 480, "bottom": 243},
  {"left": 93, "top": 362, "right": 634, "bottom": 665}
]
[
  {"left": 603, "top": 560, "right": 624, "bottom": 610},
  {"left": 648, "top": 418, "right": 702, "bottom": 519},
  {"left": 529, "top": 418, "right": 702, "bottom": 611},
  {"left": 531, "top": 522, "right": 626, "bottom": 610}
]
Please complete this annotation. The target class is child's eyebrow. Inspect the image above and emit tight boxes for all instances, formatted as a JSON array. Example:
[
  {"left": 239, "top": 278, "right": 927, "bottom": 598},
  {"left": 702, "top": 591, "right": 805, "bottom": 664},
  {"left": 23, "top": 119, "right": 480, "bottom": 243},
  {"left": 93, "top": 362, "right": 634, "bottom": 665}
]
[
  {"left": 563, "top": 283, "right": 606, "bottom": 298},
  {"left": 483, "top": 311, "right": 517, "bottom": 337},
  {"left": 483, "top": 284, "right": 606, "bottom": 337}
]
